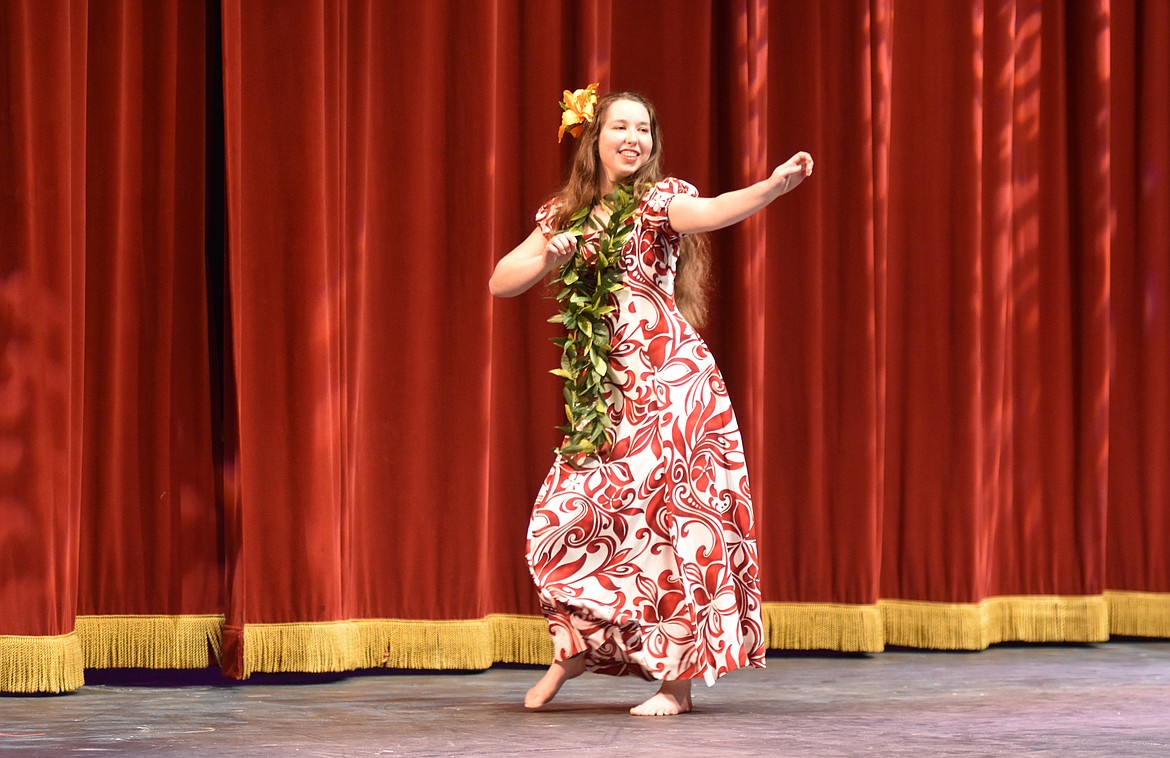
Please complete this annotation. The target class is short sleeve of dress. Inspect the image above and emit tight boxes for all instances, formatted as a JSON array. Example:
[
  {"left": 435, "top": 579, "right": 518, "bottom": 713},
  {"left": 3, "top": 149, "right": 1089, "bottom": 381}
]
[
  {"left": 640, "top": 177, "right": 699, "bottom": 240},
  {"left": 534, "top": 198, "right": 559, "bottom": 239}
]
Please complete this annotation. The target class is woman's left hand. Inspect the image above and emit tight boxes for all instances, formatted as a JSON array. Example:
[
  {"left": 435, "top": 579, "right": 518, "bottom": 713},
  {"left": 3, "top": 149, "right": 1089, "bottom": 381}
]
[{"left": 772, "top": 151, "right": 814, "bottom": 194}]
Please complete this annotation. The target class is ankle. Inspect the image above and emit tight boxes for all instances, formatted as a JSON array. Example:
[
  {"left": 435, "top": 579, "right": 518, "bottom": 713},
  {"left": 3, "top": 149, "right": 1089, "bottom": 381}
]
[{"left": 558, "top": 652, "right": 586, "bottom": 673}]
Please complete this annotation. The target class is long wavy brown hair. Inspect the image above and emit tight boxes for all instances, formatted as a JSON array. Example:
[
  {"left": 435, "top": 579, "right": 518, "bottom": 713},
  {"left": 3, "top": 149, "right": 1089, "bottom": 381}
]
[{"left": 549, "top": 91, "right": 711, "bottom": 327}]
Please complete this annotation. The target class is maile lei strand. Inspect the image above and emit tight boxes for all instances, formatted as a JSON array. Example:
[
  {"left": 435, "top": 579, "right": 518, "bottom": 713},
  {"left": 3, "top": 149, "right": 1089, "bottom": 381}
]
[
  {"left": 549, "top": 83, "right": 644, "bottom": 464},
  {"left": 548, "top": 184, "right": 642, "bottom": 463}
]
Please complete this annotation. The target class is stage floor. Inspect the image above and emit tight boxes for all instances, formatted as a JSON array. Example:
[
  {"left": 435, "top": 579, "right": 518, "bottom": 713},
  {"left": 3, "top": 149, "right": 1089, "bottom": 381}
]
[{"left": 2, "top": 640, "right": 1168, "bottom": 756}]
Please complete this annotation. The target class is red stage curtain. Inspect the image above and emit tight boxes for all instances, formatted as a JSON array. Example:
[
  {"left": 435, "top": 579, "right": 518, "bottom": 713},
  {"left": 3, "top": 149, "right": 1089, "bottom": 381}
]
[
  {"left": 217, "top": 0, "right": 549, "bottom": 677},
  {"left": 2, "top": 0, "right": 1168, "bottom": 693},
  {"left": 76, "top": 0, "right": 220, "bottom": 667},
  {"left": 874, "top": 0, "right": 1114, "bottom": 645},
  {"left": 0, "top": 0, "right": 88, "bottom": 693},
  {"left": 1108, "top": 0, "right": 1170, "bottom": 630},
  {"left": 1, "top": 0, "right": 218, "bottom": 693}
]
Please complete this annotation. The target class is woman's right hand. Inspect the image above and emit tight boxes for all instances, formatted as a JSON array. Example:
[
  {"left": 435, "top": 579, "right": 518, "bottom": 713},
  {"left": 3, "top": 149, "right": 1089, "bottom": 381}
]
[
  {"left": 490, "top": 227, "right": 581, "bottom": 297},
  {"left": 544, "top": 231, "right": 580, "bottom": 267}
]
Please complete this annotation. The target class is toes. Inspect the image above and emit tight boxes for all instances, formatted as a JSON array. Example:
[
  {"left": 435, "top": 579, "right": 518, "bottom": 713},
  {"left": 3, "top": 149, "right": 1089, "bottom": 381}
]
[{"left": 630, "top": 696, "right": 688, "bottom": 716}]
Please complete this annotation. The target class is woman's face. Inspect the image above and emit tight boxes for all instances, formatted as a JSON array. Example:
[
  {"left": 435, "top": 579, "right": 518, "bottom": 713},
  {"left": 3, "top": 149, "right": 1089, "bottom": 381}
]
[{"left": 597, "top": 98, "right": 653, "bottom": 187}]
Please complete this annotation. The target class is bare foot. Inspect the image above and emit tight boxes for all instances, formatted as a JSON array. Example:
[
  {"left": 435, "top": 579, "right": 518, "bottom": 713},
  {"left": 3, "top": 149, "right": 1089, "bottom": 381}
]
[
  {"left": 629, "top": 678, "right": 693, "bottom": 716},
  {"left": 524, "top": 653, "right": 586, "bottom": 709}
]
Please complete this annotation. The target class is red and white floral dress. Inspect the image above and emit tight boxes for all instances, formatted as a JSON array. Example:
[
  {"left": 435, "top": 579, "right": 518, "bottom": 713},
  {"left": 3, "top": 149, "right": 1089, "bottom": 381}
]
[{"left": 527, "top": 177, "right": 765, "bottom": 685}]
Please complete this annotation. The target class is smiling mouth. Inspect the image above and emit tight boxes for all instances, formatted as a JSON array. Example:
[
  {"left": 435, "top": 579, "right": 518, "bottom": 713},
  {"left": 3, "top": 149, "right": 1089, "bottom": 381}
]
[{"left": 620, "top": 150, "right": 640, "bottom": 159}]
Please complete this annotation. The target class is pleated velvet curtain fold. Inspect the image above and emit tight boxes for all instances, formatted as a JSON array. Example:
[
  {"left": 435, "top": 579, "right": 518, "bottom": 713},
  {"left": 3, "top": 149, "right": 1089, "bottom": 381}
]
[
  {"left": 1108, "top": 0, "right": 1170, "bottom": 630},
  {"left": 0, "top": 0, "right": 88, "bottom": 693},
  {"left": 1, "top": 0, "right": 218, "bottom": 693},
  {"left": 1, "top": 0, "right": 1167, "bottom": 693},
  {"left": 876, "top": 0, "right": 1114, "bottom": 645}
]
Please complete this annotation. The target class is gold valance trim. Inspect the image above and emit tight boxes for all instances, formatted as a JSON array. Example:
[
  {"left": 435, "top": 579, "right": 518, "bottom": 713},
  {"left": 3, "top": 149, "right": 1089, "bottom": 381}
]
[
  {"left": 1104, "top": 590, "right": 1170, "bottom": 638},
  {"left": 0, "top": 631, "right": 85, "bottom": 694},
  {"left": 75, "top": 614, "right": 224, "bottom": 669},
  {"left": 5, "top": 594, "right": 1168, "bottom": 693},
  {"left": 877, "top": 595, "right": 1110, "bottom": 650}
]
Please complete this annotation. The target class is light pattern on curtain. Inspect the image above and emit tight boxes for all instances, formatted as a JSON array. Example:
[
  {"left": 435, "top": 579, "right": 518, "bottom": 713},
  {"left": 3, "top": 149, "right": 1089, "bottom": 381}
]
[{"left": 1, "top": 0, "right": 1167, "bottom": 693}]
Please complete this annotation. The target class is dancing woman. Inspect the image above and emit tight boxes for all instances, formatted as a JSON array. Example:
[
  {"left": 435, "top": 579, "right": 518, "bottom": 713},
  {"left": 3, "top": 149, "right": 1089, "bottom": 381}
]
[{"left": 490, "top": 86, "right": 813, "bottom": 716}]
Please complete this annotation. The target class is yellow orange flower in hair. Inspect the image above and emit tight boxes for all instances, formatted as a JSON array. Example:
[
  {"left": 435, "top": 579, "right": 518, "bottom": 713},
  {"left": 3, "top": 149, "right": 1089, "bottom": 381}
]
[{"left": 558, "top": 82, "right": 600, "bottom": 142}]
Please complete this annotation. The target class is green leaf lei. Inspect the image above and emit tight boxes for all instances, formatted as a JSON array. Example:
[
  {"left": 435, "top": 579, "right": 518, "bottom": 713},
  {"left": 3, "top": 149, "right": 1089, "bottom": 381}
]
[{"left": 548, "top": 183, "right": 643, "bottom": 463}]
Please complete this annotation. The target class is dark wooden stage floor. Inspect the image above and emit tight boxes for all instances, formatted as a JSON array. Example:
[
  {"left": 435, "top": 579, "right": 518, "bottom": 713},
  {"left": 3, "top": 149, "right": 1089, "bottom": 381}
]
[{"left": 2, "top": 640, "right": 1167, "bottom": 756}]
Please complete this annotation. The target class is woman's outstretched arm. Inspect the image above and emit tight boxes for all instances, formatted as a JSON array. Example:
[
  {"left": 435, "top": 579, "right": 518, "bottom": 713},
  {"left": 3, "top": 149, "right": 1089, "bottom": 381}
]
[
  {"left": 668, "top": 151, "right": 814, "bottom": 235},
  {"left": 489, "top": 227, "right": 579, "bottom": 297}
]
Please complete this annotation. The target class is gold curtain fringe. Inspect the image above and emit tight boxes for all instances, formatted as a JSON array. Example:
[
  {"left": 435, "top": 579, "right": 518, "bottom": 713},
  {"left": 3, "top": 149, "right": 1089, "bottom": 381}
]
[
  {"left": 240, "top": 615, "right": 555, "bottom": 678},
  {"left": 1105, "top": 590, "right": 1170, "bottom": 637},
  {"left": 878, "top": 596, "right": 1110, "bottom": 650},
  {"left": 6, "top": 595, "right": 1163, "bottom": 692},
  {"left": 356, "top": 618, "right": 494, "bottom": 671},
  {"left": 762, "top": 602, "right": 885, "bottom": 652},
  {"left": 76, "top": 615, "right": 223, "bottom": 669},
  {"left": 488, "top": 614, "right": 555, "bottom": 664},
  {"left": 242, "top": 620, "right": 365, "bottom": 676},
  {"left": 0, "top": 632, "right": 85, "bottom": 694}
]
